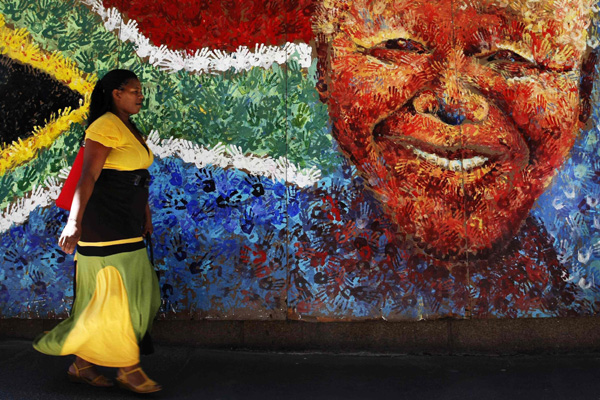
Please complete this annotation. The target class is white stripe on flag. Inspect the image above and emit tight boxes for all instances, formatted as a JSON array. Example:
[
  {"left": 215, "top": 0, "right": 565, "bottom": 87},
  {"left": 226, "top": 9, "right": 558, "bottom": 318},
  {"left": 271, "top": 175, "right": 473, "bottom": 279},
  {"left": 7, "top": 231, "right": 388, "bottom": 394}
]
[
  {"left": 0, "top": 134, "right": 321, "bottom": 233},
  {"left": 79, "top": 0, "right": 313, "bottom": 74}
]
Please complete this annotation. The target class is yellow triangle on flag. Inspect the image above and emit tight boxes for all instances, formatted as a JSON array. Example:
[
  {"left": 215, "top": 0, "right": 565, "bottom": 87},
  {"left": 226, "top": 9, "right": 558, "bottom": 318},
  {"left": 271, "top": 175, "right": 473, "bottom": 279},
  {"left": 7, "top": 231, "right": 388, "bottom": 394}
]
[{"left": 0, "top": 14, "right": 96, "bottom": 176}]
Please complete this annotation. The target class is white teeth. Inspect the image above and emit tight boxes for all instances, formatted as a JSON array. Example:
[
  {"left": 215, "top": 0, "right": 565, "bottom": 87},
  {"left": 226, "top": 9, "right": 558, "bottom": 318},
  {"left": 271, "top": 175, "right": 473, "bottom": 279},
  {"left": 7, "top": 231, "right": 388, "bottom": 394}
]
[{"left": 407, "top": 145, "right": 488, "bottom": 172}]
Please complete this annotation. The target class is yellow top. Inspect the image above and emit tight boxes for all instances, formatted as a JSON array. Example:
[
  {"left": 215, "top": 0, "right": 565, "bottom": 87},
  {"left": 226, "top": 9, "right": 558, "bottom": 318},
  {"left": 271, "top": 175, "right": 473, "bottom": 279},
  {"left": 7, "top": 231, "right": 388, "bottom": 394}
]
[{"left": 85, "top": 112, "right": 153, "bottom": 171}]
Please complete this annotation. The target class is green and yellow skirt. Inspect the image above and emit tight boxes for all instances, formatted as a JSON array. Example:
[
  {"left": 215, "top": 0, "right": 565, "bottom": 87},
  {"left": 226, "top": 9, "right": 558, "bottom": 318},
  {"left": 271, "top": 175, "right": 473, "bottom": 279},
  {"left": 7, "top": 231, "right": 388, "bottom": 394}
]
[{"left": 33, "top": 237, "right": 160, "bottom": 367}]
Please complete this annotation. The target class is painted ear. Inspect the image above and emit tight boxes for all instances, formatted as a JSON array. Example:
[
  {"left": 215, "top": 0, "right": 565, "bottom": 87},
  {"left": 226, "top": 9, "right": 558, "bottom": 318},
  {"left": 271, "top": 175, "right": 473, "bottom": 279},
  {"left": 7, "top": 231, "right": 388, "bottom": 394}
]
[{"left": 579, "top": 48, "right": 599, "bottom": 123}]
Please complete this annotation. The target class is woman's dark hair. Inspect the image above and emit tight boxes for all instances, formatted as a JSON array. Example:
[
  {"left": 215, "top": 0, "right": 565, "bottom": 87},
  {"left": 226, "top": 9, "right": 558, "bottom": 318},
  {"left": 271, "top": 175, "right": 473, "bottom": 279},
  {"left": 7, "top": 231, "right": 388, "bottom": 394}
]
[{"left": 87, "top": 69, "right": 139, "bottom": 127}]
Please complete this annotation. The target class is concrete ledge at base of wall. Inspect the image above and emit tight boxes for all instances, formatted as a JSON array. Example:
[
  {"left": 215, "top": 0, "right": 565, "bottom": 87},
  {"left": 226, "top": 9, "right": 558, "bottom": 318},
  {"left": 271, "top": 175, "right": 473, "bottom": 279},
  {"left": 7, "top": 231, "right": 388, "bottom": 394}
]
[{"left": 1, "top": 317, "right": 599, "bottom": 355}]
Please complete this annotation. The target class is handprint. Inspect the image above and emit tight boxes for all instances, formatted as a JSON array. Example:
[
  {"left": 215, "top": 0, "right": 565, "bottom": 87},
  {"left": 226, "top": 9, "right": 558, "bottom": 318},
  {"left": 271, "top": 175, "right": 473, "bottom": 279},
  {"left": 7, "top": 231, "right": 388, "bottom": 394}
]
[
  {"left": 57, "top": 31, "right": 80, "bottom": 52},
  {"left": 562, "top": 185, "right": 576, "bottom": 199},
  {"left": 291, "top": 102, "right": 310, "bottom": 129},
  {"left": 243, "top": 175, "right": 265, "bottom": 197},
  {"left": 185, "top": 48, "right": 213, "bottom": 74},
  {"left": 15, "top": 166, "right": 37, "bottom": 192},
  {"left": 3, "top": 0, "right": 27, "bottom": 22},
  {"left": 552, "top": 197, "right": 565, "bottom": 210},
  {"left": 169, "top": 234, "right": 187, "bottom": 262},
  {"left": 24, "top": 11, "right": 44, "bottom": 34},
  {"left": 557, "top": 239, "right": 574, "bottom": 264},
  {"left": 28, "top": 269, "right": 47, "bottom": 296},
  {"left": 73, "top": 49, "right": 96, "bottom": 73},
  {"left": 578, "top": 248, "right": 592, "bottom": 264}
]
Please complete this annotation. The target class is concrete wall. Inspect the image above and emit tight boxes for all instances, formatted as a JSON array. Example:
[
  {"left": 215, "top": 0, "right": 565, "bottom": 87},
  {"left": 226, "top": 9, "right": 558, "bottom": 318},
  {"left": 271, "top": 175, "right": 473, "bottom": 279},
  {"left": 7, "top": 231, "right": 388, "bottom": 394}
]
[{"left": 1, "top": 1, "right": 600, "bottom": 325}]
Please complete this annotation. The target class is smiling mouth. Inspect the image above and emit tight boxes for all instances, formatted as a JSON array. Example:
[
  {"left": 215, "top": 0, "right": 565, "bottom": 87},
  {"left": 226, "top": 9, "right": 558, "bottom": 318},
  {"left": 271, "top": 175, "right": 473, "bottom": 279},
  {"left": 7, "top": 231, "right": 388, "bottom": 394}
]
[
  {"left": 373, "top": 121, "right": 503, "bottom": 174},
  {"left": 406, "top": 144, "right": 489, "bottom": 172}
]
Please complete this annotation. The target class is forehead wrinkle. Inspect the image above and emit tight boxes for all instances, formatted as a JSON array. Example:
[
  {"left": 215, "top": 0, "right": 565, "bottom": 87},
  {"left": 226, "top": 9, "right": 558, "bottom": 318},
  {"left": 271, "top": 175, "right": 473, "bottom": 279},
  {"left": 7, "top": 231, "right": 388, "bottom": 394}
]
[
  {"left": 337, "top": 5, "right": 416, "bottom": 46},
  {"left": 455, "top": 0, "right": 592, "bottom": 52},
  {"left": 314, "top": 0, "right": 595, "bottom": 50},
  {"left": 341, "top": 3, "right": 456, "bottom": 48},
  {"left": 478, "top": 0, "right": 591, "bottom": 28}
]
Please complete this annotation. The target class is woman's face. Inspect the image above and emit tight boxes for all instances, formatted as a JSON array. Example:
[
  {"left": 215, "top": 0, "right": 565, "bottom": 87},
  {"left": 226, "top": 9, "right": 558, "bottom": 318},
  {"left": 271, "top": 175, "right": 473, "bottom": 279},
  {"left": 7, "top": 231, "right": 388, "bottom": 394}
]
[
  {"left": 113, "top": 78, "right": 144, "bottom": 116},
  {"left": 317, "top": 0, "right": 592, "bottom": 260}
]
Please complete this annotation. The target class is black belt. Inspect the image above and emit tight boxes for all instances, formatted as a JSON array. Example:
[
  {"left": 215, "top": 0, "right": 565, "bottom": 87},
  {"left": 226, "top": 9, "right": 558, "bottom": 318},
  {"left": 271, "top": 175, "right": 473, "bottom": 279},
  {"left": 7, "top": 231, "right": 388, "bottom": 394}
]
[{"left": 97, "top": 169, "right": 151, "bottom": 188}]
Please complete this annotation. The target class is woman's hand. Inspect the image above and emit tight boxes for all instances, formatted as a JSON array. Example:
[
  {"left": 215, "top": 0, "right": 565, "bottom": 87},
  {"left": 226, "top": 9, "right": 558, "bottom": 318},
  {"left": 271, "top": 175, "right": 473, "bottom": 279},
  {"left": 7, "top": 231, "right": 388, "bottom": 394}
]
[
  {"left": 59, "top": 219, "right": 81, "bottom": 254},
  {"left": 143, "top": 219, "right": 153, "bottom": 237}
]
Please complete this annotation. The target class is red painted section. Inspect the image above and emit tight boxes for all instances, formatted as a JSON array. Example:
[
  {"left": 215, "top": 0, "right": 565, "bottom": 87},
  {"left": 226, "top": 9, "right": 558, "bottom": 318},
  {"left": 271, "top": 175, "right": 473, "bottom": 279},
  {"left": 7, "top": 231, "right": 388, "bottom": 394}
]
[{"left": 103, "top": 0, "right": 315, "bottom": 52}]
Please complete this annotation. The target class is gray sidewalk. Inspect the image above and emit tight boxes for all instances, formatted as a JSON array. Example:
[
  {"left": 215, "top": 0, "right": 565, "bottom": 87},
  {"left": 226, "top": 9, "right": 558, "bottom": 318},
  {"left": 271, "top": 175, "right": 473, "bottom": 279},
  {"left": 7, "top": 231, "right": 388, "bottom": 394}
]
[{"left": 1, "top": 339, "right": 600, "bottom": 400}]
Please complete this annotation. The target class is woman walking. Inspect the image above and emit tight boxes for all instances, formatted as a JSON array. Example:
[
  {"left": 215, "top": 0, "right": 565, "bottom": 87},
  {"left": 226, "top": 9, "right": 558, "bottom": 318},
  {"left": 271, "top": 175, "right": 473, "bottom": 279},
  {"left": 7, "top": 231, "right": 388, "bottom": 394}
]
[{"left": 34, "top": 69, "right": 161, "bottom": 394}]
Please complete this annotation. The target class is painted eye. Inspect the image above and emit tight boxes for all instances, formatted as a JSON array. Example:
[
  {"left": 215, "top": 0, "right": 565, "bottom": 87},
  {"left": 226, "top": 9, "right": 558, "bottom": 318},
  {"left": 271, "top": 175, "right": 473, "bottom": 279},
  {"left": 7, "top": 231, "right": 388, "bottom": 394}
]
[
  {"left": 481, "top": 49, "right": 538, "bottom": 75},
  {"left": 382, "top": 38, "right": 429, "bottom": 54},
  {"left": 368, "top": 38, "right": 430, "bottom": 63},
  {"left": 486, "top": 49, "right": 532, "bottom": 64}
]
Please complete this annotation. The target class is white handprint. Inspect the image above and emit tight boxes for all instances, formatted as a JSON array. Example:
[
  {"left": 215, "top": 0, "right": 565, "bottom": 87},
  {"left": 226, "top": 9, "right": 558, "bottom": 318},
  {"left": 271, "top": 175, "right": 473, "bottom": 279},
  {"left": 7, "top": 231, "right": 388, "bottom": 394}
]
[
  {"left": 578, "top": 248, "right": 592, "bottom": 264},
  {"left": 552, "top": 197, "right": 565, "bottom": 210},
  {"left": 103, "top": 8, "right": 123, "bottom": 32},
  {"left": 118, "top": 18, "right": 139, "bottom": 43}
]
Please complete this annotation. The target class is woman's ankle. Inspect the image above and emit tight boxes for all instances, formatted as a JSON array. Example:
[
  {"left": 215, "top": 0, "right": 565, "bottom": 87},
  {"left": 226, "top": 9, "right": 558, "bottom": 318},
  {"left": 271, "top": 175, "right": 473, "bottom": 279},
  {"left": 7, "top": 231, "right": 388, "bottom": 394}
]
[
  {"left": 119, "top": 364, "right": 141, "bottom": 374},
  {"left": 74, "top": 356, "right": 92, "bottom": 368}
]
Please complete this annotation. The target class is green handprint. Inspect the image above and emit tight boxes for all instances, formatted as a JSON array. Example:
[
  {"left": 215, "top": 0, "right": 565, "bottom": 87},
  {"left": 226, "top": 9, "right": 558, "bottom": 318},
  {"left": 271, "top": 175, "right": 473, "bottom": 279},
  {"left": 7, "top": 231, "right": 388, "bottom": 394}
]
[
  {"left": 40, "top": 14, "right": 67, "bottom": 40},
  {"left": 73, "top": 48, "right": 96, "bottom": 73},
  {"left": 30, "top": 0, "right": 53, "bottom": 21},
  {"left": 23, "top": 12, "right": 44, "bottom": 35},
  {"left": 0, "top": 174, "right": 17, "bottom": 209},
  {"left": 16, "top": 165, "right": 38, "bottom": 192},
  {"left": 291, "top": 102, "right": 310, "bottom": 129},
  {"left": 2, "top": 0, "right": 27, "bottom": 22},
  {"left": 56, "top": 30, "right": 80, "bottom": 52},
  {"left": 69, "top": 2, "right": 97, "bottom": 34}
]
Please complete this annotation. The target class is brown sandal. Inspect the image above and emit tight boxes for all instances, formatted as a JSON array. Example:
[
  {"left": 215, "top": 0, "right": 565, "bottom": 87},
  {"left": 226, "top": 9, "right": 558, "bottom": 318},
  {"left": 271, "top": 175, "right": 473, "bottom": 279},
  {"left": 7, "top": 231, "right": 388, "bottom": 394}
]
[
  {"left": 116, "top": 367, "right": 162, "bottom": 394},
  {"left": 67, "top": 363, "right": 114, "bottom": 387}
]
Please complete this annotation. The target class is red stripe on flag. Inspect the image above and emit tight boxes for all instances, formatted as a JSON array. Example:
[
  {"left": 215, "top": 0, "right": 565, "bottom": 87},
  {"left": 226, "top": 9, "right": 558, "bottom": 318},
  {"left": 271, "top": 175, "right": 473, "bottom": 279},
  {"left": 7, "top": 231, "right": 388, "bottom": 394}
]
[{"left": 104, "top": 0, "right": 315, "bottom": 52}]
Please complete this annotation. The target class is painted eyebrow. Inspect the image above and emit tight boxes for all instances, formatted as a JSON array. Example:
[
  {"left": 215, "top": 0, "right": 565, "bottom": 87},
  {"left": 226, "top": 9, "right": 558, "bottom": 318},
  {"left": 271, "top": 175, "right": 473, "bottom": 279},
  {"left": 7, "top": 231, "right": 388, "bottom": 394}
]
[
  {"left": 489, "top": 44, "right": 536, "bottom": 64},
  {"left": 337, "top": 12, "right": 417, "bottom": 49}
]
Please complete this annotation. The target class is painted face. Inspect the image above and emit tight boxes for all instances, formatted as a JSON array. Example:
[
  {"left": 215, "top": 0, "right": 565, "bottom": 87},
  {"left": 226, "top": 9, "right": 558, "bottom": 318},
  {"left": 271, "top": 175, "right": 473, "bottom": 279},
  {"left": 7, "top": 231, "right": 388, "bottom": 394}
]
[
  {"left": 316, "top": 0, "right": 593, "bottom": 260},
  {"left": 113, "top": 78, "right": 144, "bottom": 116}
]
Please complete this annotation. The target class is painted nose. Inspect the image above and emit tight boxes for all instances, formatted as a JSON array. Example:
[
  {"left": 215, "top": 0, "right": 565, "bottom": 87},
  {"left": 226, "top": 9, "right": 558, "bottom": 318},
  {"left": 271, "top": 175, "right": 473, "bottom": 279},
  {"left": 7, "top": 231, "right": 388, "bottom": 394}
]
[
  {"left": 436, "top": 103, "right": 466, "bottom": 126},
  {"left": 413, "top": 88, "right": 488, "bottom": 126}
]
